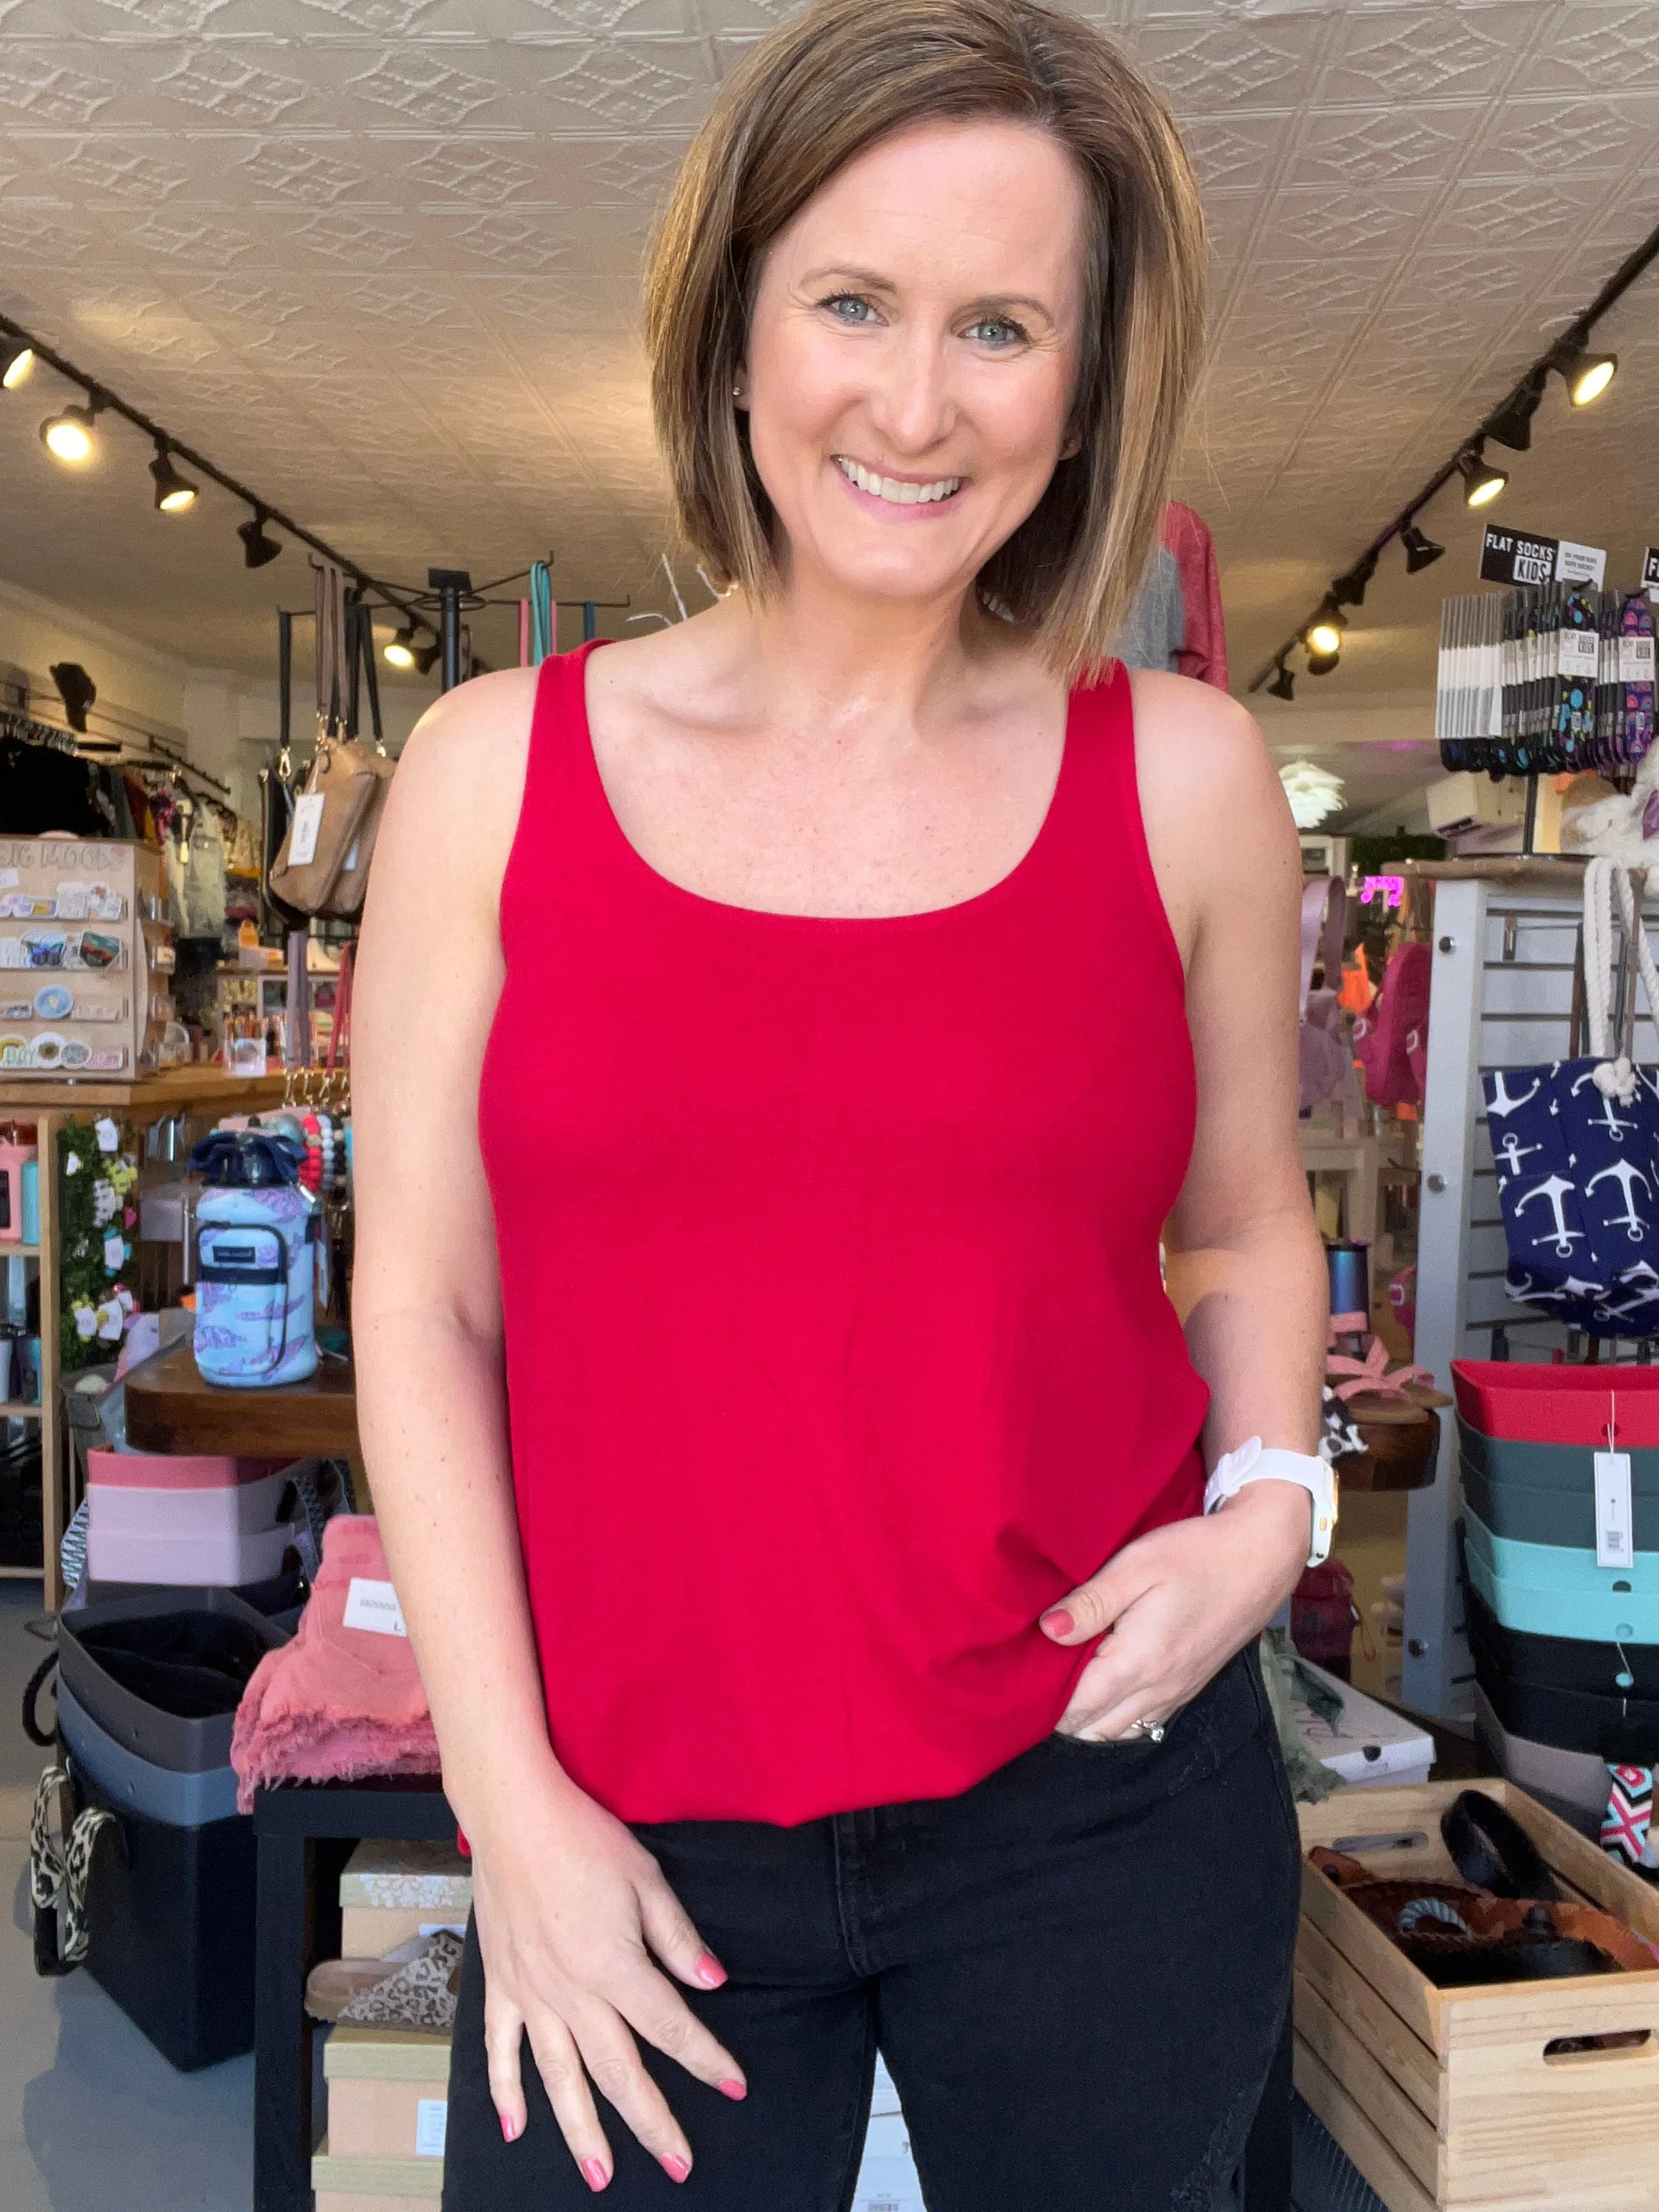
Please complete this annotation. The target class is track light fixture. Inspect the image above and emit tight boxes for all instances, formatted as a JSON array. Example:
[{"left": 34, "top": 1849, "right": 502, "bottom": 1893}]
[
  {"left": 1330, "top": 549, "right": 1378, "bottom": 609},
  {"left": 1, "top": 344, "right": 32, "bottom": 390},
  {"left": 1266, "top": 660, "right": 1294, "bottom": 701},
  {"left": 149, "top": 441, "right": 198, "bottom": 513},
  {"left": 1304, "top": 604, "right": 1346, "bottom": 660},
  {"left": 1485, "top": 368, "right": 1544, "bottom": 453},
  {"left": 383, "top": 625, "right": 418, "bottom": 670},
  {"left": 238, "top": 508, "right": 282, "bottom": 569},
  {"left": 1552, "top": 337, "right": 1617, "bottom": 408},
  {"left": 412, "top": 638, "right": 443, "bottom": 677},
  {"left": 1458, "top": 443, "right": 1506, "bottom": 508},
  {"left": 1400, "top": 521, "right": 1445, "bottom": 574},
  {"left": 40, "top": 399, "right": 99, "bottom": 466}
]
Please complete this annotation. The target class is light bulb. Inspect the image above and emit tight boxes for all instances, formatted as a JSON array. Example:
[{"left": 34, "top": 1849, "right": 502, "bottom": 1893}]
[
  {"left": 1, "top": 345, "right": 34, "bottom": 390},
  {"left": 41, "top": 405, "right": 96, "bottom": 464}
]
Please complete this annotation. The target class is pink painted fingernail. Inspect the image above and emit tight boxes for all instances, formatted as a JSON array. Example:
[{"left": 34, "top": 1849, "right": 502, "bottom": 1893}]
[
  {"left": 500, "top": 2113, "right": 518, "bottom": 2143},
  {"left": 1042, "top": 1608, "right": 1074, "bottom": 1638},
  {"left": 660, "top": 2153, "right": 692, "bottom": 2182},
  {"left": 581, "top": 2156, "right": 610, "bottom": 2191},
  {"left": 694, "top": 1951, "right": 727, "bottom": 1988},
  {"left": 718, "top": 2077, "right": 746, "bottom": 2100}
]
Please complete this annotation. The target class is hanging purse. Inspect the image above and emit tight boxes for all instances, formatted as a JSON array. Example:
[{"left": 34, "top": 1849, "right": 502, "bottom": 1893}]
[
  {"left": 1484, "top": 856, "right": 1659, "bottom": 1337},
  {"left": 269, "top": 566, "right": 394, "bottom": 921}
]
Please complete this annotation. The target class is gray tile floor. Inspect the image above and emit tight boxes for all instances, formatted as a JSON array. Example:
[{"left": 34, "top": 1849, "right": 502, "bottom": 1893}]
[{"left": 0, "top": 1580, "right": 256, "bottom": 2212}]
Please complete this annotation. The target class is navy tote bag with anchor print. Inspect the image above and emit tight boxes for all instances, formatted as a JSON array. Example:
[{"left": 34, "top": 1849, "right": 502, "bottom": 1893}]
[{"left": 1485, "top": 859, "right": 1659, "bottom": 1338}]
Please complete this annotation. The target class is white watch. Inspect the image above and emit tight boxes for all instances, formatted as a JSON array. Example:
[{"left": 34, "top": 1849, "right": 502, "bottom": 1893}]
[{"left": 1203, "top": 1438, "right": 1337, "bottom": 1569}]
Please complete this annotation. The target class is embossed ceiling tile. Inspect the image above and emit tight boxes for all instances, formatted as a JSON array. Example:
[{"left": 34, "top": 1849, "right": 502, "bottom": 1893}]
[
  {"left": 1135, "top": 16, "right": 1326, "bottom": 114},
  {"left": 463, "top": 271, "right": 641, "bottom": 331},
  {"left": 529, "top": 39, "right": 717, "bottom": 132},
  {"left": 1198, "top": 189, "right": 1262, "bottom": 257},
  {"left": 0, "top": 44, "right": 120, "bottom": 129},
  {"left": 1286, "top": 104, "right": 1478, "bottom": 187},
  {"left": 1404, "top": 246, "right": 1567, "bottom": 311},
  {"left": 1468, "top": 92, "right": 1659, "bottom": 179},
  {"left": 1426, "top": 173, "right": 1622, "bottom": 250},
  {"left": 1247, "top": 182, "right": 1435, "bottom": 259},
  {"left": 1219, "top": 256, "right": 1390, "bottom": 317},
  {"left": 1516, "top": 6, "right": 1659, "bottom": 97},
  {"left": 1318, "top": 6, "right": 1537, "bottom": 107},
  {"left": 1180, "top": 115, "right": 1283, "bottom": 191}
]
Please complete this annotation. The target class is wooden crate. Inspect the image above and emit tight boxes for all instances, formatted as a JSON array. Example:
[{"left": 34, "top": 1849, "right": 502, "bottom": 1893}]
[{"left": 1295, "top": 1779, "right": 1659, "bottom": 2211}]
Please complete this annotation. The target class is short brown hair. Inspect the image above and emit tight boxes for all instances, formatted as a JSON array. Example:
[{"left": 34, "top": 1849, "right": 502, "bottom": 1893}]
[{"left": 646, "top": 0, "right": 1206, "bottom": 683}]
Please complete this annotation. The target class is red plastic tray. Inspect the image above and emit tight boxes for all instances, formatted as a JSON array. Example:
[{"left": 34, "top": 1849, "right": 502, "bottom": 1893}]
[{"left": 1451, "top": 1360, "right": 1659, "bottom": 1446}]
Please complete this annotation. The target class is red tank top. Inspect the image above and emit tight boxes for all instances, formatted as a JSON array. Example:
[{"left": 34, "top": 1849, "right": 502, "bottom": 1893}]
[{"left": 478, "top": 643, "right": 1208, "bottom": 1825}]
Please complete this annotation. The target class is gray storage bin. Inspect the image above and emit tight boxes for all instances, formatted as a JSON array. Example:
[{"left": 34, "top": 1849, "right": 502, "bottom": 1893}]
[
  {"left": 57, "top": 1585, "right": 286, "bottom": 1774},
  {"left": 58, "top": 1678, "right": 241, "bottom": 1826}
]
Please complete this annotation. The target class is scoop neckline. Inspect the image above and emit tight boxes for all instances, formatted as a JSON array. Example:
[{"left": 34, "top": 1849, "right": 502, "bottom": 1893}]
[{"left": 574, "top": 638, "right": 1080, "bottom": 930}]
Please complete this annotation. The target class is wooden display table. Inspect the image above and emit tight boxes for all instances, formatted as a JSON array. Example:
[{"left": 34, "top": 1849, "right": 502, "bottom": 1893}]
[
  {"left": 125, "top": 1339, "right": 360, "bottom": 1460},
  {"left": 0, "top": 1068, "right": 289, "bottom": 1113}
]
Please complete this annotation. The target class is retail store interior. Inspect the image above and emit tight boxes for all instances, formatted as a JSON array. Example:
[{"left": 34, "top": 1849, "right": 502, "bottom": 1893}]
[{"left": 3, "top": 1, "right": 1659, "bottom": 2209}]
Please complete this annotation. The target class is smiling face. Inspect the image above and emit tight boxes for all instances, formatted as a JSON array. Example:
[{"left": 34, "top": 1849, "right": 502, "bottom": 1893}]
[{"left": 741, "top": 117, "right": 1090, "bottom": 615}]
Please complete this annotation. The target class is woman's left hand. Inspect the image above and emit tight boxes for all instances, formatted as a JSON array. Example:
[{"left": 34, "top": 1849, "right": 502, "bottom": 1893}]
[{"left": 1040, "top": 1481, "right": 1312, "bottom": 1740}]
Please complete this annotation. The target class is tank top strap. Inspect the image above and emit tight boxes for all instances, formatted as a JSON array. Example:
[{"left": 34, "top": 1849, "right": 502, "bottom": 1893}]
[{"left": 501, "top": 640, "right": 610, "bottom": 945}]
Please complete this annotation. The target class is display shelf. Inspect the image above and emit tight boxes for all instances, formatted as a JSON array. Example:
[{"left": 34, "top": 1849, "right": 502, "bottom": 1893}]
[
  {"left": 1, "top": 1245, "right": 41, "bottom": 1259},
  {"left": 0, "top": 1564, "right": 41, "bottom": 1579},
  {"left": 0, "top": 1402, "right": 42, "bottom": 1420}
]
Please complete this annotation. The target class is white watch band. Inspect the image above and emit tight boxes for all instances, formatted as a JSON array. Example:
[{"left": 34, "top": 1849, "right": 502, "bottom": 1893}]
[{"left": 1203, "top": 1438, "right": 1337, "bottom": 1569}]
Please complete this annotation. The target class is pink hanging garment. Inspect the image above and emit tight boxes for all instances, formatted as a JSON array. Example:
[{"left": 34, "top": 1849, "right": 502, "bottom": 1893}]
[
  {"left": 230, "top": 1514, "right": 438, "bottom": 1814},
  {"left": 1161, "top": 501, "right": 1228, "bottom": 692}
]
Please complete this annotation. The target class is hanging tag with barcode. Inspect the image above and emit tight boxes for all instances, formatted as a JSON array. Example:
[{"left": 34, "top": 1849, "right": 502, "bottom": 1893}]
[
  {"left": 1595, "top": 1451, "right": 1635, "bottom": 1569},
  {"left": 288, "top": 793, "right": 324, "bottom": 868}
]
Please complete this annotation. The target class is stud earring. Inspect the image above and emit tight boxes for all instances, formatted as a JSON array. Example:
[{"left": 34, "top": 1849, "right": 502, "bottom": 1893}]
[{"left": 732, "top": 379, "right": 744, "bottom": 401}]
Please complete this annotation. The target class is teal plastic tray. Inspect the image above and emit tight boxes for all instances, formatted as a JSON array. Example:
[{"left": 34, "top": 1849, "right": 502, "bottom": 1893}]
[{"left": 1463, "top": 1507, "right": 1659, "bottom": 1643}]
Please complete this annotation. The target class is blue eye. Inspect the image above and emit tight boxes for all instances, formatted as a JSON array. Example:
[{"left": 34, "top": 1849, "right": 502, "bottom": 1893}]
[
  {"left": 968, "top": 317, "right": 1026, "bottom": 347},
  {"left": 822, "top": 293, "right": 877, "bottom": 323}
]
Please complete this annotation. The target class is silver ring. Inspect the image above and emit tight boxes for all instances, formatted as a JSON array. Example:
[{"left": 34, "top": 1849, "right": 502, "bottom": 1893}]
[{"left": 1127, "top": 1718, "right": 1166, "bottom": 1743}]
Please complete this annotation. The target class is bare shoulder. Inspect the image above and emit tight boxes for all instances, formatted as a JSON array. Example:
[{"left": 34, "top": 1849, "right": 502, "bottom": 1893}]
[
  {"left": 1125, "top": 668, "right": 1299, "bottom": 958},
  {"left": 394, "top": 666, "right": 539, "bottom": 814},
  {"left": 370, "top": 667, "right": 539, "bottom": 928}
]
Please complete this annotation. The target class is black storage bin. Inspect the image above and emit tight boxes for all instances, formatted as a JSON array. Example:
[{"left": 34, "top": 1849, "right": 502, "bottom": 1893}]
[
  {"left": 59, "top": 1586, "right": 287, "bottom": 1774},
  {"left": 67, "top": 1751, "right": 256, "bottom": 2072}
]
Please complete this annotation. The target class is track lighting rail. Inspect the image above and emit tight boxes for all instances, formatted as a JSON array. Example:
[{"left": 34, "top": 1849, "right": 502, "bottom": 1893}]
[
  {"left": 1247, "top": 213, "right": 1659, "bottom": 700},
  {"left": 0, "top": 309, "right": 429, "bottom": 631}
]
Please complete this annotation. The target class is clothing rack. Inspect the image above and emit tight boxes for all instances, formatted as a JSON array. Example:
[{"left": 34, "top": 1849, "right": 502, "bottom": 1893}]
[{"left": 0, "top": 705, "right": 77, "bottom": 756}]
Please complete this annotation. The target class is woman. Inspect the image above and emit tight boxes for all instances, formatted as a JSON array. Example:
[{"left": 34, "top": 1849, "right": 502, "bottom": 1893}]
[{"left": 352, "top": 0, "right": 1329, "bottom": 2202}]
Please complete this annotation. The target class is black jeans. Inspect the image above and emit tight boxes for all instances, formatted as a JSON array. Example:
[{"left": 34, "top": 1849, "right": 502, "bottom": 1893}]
[{"left": 441, "top": 1645, "right": 1299, "bottom": 2211}]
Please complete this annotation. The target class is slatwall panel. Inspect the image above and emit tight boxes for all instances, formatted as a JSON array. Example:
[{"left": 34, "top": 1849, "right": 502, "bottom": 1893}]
[{"left": 1401, "top": 877, "right": 1659, "bottom": 1718}]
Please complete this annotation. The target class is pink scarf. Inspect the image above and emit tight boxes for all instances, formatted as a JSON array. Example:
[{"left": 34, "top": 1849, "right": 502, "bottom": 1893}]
[{"left": 231, "top": 1515, "right": 439, "bottom": 1814}]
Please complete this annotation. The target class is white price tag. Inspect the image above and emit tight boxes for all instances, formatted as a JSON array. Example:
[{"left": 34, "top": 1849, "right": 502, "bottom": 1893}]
[
  {"left": 287, "top": 792, "right": 324, "bottom": 868},
  {"left": 415, "top": 2099, "right": 448, "bottom": 2158},
  {"left": 342, "top": 1577, "right": 408, "bottom": 1637},
  {"left": 1559, "top": 627, "right": 1600, "bottom": 677},
  {"left": 1595, "top": 1451, "right": 1634, "bottom": 1570}
]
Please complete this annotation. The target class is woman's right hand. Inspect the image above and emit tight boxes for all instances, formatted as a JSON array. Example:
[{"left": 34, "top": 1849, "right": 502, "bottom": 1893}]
[{"left": 471, "top": 1781, "right": 749, "bottom": 2191}]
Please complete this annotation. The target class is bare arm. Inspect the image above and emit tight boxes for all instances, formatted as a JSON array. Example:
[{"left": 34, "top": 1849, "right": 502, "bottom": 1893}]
[
  {"left": 352, "top": 670, "right": 744, "bottom": 2190},
  {"left": 1040, "top": 673, "right": 1325, "bottom": 1732},
  {"left": 1145, "top": 673, "right": 1327, "bottom": 1464}
]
